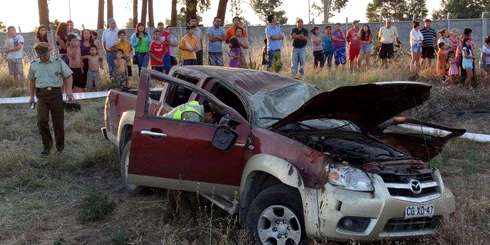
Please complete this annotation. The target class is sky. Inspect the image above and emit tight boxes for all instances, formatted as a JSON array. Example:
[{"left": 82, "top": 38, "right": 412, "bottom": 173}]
[{"left": 0, "top": 0, "right": 442, "bottom": 32}]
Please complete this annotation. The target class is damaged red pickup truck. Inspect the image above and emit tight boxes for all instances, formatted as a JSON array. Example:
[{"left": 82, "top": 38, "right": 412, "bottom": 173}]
[{"left": 102, "top": 67, "right": 464, "bottom": 244}]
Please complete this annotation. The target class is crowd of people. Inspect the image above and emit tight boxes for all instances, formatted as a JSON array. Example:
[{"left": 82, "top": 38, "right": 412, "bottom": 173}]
[{"left": 2, "top": 15, "right": 490, "bottom": 91}]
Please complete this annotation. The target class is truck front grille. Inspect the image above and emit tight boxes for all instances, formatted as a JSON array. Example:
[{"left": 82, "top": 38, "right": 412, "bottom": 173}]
[
  {"left": 379, "top": 172, "right": 440, "bottom": 201},
  {"left": 384, "top": 216, "right": 441, "bottom": 232}
]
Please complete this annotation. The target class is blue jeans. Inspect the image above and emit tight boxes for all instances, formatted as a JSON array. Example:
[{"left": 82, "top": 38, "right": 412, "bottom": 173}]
[
  {"left": 163, "top": 54, "right": 172, "bottom": 74},
  {"left": 291, "top": 47, "right": 306, "bottom": 76},
  {"left": 106, "top": 52, "right": 116, "bottom": 76},
  {"left": 267, "top": 49, "right": 282, "bottom": 72},
  {"left": 135, "top": 52, "right": 149, "bottom": 74},
  {"left": 208, "top": 52, "right": 224, "bottom": 66}
]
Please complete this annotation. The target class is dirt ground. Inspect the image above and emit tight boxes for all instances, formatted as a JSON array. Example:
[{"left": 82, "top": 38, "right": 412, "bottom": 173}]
[{"left": 0, "top": 86, "right": 489, "bottom": 244}]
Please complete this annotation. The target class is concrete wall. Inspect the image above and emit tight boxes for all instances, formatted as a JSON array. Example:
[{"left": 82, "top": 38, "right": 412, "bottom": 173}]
[{"left": 1, "top": 18, "right": 488, "bottom": 60}]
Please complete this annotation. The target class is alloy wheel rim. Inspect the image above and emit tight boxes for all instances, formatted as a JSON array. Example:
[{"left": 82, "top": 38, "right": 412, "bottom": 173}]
[{"left": 257, "top": 205, "right": 301, "bottom": 245}]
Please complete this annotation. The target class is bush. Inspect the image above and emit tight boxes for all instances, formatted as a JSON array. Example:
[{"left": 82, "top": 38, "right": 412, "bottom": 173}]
[{"left": 79, "top": 190, "right": 115, "bottom": 223}]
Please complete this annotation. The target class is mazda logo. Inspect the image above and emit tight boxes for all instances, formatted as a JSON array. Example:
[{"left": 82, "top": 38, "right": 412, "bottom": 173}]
[{"left": 409, "top": 179, "right": 422, "bottom": 194}]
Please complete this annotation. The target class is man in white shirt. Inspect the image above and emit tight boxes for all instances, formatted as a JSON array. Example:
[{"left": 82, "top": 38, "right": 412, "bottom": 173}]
[
  {"left": 101, "top": 18, "right": 119, "bottom": 76},
  {"left": 3, "top": 26, "right": 25, "bottom": 81}
]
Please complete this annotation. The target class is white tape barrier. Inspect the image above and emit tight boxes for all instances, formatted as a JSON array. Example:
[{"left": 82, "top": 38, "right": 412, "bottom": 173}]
[
  {"left": 399, "top": 124, "right": 490, "bottom": 143},
  {"left": 0, "top": 91, "right": 108, "bottom": 105}
]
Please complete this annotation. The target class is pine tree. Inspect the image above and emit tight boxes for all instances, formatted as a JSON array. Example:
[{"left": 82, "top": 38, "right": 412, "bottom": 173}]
[
  {"left": 407, "top": 0, "right": 428, "bottom": 20},
  {"left": 38, "top": 0, "right": 50, "bottom": 29},
  {"left": 432, "top": 0, "right": 488, "bottom": 19},
  {"left": 365, "top": 0, "right": 410, "bottom": 22},
  {"left": 312, "top": 0, "right": 349, "bottom": 24}
]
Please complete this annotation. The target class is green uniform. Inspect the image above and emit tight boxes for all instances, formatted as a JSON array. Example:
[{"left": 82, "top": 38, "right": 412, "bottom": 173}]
[
  {"left": 164, "top": 101, "right": 204, "bottom": 122},
  {"left": 28, "top": 57, "right": 73, "bottom": 152}
]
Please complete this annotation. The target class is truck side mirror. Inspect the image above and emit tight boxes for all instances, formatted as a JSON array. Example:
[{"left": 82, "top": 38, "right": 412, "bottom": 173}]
[{"left": 212, "top": 125, "right": 238, "bottom": 151}]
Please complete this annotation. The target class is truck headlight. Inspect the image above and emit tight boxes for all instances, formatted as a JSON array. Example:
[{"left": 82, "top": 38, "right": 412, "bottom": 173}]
[{"left": 327, "top": 165, "right": 374, "bottom": 192}]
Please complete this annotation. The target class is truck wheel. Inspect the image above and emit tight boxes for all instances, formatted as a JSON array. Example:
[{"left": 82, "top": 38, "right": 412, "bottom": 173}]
[
  {"left": 246, "top": 185, "right": 305, "bottom": 245},
  {"left": 120, "top": 140, "right": 140, "bottom": 192}
]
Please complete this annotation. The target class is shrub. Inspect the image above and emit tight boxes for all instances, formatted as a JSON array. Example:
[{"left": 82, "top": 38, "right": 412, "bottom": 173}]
[{"left": 79, "top": 190, "right": 115, "bottom": 223}]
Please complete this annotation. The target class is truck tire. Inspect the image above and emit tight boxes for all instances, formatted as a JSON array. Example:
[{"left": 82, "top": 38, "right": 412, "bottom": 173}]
[
  {"left": 120, "top": 140, "right": 141, "bottom": 192},
  {"left": 245, "top": 184, "right": 305, "bottom": 245}
]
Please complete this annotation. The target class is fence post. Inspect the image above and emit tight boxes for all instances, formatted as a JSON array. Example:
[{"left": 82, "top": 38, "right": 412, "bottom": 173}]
[
  {"left": 446, "top": 12, "right": 451, "bottom": 30},
  {"left": 482, "top": 12, "right": 488, "bottom": 46}
]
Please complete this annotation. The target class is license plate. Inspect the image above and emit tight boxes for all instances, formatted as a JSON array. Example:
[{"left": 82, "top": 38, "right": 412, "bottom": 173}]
[{"left": 404, "top": 204, "right": 435, "bottom": 219}]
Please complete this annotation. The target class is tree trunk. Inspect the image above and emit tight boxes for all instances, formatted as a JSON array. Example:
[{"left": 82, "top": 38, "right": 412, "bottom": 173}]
[
  {"left": 148, "top": 0, "right": 154, "bottom": 27},
  {"left": 38, "top": 0, "right": 50, "bottom": 29},
  {"left": 132, "top": 0, "right": 138, "bottom": 28},
  {"left": 216, "top": 0, "right": 228, "bottom": 24},
  {"left": 141, "top": 0, "right": 148, "bottom": 26},
  {"left": 323, "top": 0, "right": 331, "bottom": 24},
  {"left": 107, "top": 0, "right": 114, "bottom": 21},
  {"left": 170, "top": 0, "right": 177, "bottom": 26},
  {"left": 186, "top": 0, "right": 197, "bottom": 23},
  {"left": 97, "top": 0, "right": 105, "bottom": 29}
]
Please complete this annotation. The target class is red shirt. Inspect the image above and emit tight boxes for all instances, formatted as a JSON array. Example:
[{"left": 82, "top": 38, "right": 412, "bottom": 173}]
[
  {"left": 149, "top": 41, "right": 167, "bottom": 66},
  {"left": 346, "top": 27, "right": 362, "bottom": 48}
]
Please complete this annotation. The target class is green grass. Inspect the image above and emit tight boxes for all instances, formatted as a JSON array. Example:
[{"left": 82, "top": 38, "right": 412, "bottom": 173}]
[{"left": 0, "top": 55, "right": 489, "bottom": 243}]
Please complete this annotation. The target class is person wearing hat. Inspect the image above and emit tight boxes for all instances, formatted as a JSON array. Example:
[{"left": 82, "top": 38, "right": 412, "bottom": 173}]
[
  {"left": 420, "top": 19, "right": 437, "bottom": 68},
  {"left": 346, "top": 20, "right": 362, "bottom": 72},
  {"left": 28, "top": 42, "right": 74, "bottom": 155}
]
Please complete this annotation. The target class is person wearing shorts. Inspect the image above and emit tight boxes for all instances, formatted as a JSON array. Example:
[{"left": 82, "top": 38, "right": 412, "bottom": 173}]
[
  {"left": 346, "top": 20, "right": 362, "bottom": 71},
  {"left": 359, "top": 24, "right": 373, "bottom": 69},
  {"left": 4, "top": 26, "right": 25, "bottom": 81},
  {"left": 377, "top": 19, "right": 399, "bottom": 69},
  {"left": 410, "top": 21, "right": 424, "bottom": 73},
  {"left": 420, "top": 19, "right": 437, "bottom": 68}
]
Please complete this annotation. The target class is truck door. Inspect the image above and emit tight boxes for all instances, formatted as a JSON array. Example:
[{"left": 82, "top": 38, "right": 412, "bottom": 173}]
[{"left": 128, "top": 71, "right": 251, "bottom": 195}]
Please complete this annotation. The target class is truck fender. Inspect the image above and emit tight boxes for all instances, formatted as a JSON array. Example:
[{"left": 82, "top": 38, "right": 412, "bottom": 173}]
[
  {"left": 239, "top": 153, "right": 321, "bottom": 238},
  {"left": 240, "top": 154, "right": 305, "bottom": 192},
  {"left": 117, "top": 110, "right": 135, "bottom": 147}
]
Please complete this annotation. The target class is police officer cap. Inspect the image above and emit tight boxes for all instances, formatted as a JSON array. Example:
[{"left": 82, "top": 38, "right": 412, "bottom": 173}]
[{"left": 34, "top": 42, "right": 50, "bottom": 56}]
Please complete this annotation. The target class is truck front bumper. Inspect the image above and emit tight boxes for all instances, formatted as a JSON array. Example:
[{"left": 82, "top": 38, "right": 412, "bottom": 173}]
[{"left": 301, "top": 169, "right": 455, "bottom": 241}]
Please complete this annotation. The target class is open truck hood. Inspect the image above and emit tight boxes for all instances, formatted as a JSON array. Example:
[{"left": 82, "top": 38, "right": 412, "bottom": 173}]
[{"left": 271, "top": 82, "right": 432, "bottom": 130}]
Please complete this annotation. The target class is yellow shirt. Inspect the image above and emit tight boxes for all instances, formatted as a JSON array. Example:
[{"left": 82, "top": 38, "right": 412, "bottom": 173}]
[
  {"left": 113, "top": 40, "right": 132, "bottom": 56},
  {"left": 179, "top": 34, "right": 197, "bottom": 60}
]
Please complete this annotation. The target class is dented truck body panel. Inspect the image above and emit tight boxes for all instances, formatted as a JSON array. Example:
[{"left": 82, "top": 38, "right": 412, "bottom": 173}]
[{"left": 103, "top": 67, "right": 460, "bottom": 242}]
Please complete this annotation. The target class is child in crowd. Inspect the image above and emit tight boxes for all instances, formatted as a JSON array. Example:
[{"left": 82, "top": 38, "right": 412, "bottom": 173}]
[
  {"left": 447, "top": 51, "right": 459, "bottom": 85},
  {"left": 461, "top": 38, "right": 475, "bottom": 88},
  {"left": 229, "top": 37, "right": 242, "bottom": 68},
  {"left": 86, "top": 45, "right": 103, "bottom": 90},
  {"left": 112, "top": 49, "right": 128, "bottom": 88},
  {"left": 66, "top": 34, "right": 85, "bottom": 92},
  {"left": 261, "top": 38, "right": 268, "bottom": 70},
  {"left": 149, "top": 30, "right": 167, "bottom": 72},
  {"left": 321, "top": 26, "right": 334, "bottom": 68},
  {"left": 113, "top": 30, "right": 133, "bottom": 77},
  {"left": 436, "top": 42, "right": 448, "bottom": 82},
  {"left": 480, "top": 36, "right": 490, "bottom": 82}
]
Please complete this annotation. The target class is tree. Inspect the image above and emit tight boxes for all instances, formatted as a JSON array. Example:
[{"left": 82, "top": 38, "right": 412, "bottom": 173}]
[
  {"left": 250, "top": 0, "right": 288, "bottom": 24},
  {"left": 49, "top": 19, "right": 60, "bottom": 31},
  {"left": 0, "top": 21, "right": 6, "bottom": 32},
  {"left": 216, "top": 0, "right": 229, "bottom": 24},
  {"left": 38, "top": 0, "right": 50, "bottom": 29},
  {"left": 432, "top": 0, "right": 488, "bottom": 20},
  {"left": 97, "top": 0, "right": 105, "bottom": 29},
  {"left": 132, "top": 0, "right": 138, "bottom": 27},
  {"left": 148, "top": 0, "right": 155, "bottom": 27},
  {"left": 141, "top": 0, "right": 148, "bottom": 26},
  {"left": 230, "top": 0, "right": 243, "bottom": 19},
  {"left": 365, "top": 0, "right": 410, "bottom": 22},
  {"left": 312, "top": 0, "right": 348, "bottom": 24},
  {"left": 407, "top": 0, "right": 428, "bottom": 20},
  {"left": 170, "top": 0, "right": 177, "bottom": 26},
  {"left": 107, "top": 0, "right": 114, "bottom": 22},
  {"left": 125, "top": 18, "right": 134, "bottom": 29}
]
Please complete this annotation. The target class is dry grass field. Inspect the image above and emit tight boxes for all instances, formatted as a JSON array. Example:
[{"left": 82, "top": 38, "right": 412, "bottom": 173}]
[{"left": 0, "top": 52, "right": 489, "bottom": 244}]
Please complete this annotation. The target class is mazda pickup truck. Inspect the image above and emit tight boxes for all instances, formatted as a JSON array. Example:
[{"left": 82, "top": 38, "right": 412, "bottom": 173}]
[{"left": 102, "top": 66, "right": 464, "bottom": 244}]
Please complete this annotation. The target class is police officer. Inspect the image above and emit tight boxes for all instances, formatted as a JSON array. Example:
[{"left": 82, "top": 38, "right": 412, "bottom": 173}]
[
  {"left": 164, "top": 100, "right": 216, "bottom": 123},
  {"left": 28, "top": 42, "right": 74, "bottom": 155}
]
